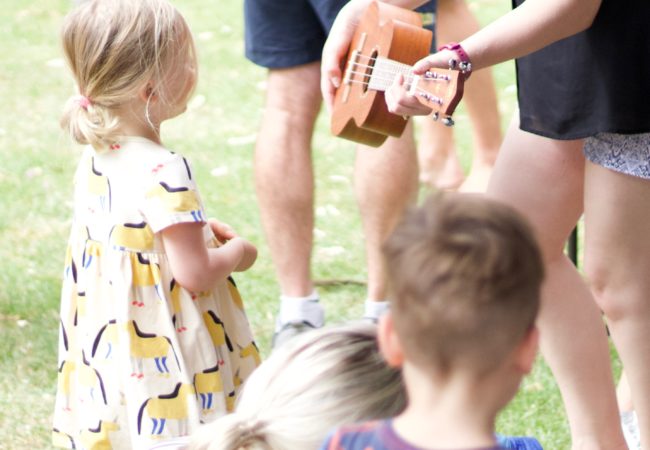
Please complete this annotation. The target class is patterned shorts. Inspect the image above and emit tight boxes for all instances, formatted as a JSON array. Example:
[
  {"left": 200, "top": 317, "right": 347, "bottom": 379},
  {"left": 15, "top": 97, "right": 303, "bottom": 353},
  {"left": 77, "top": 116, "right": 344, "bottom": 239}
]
[{"left": 584, "top": 132, "right": 650, "bottom": 179}]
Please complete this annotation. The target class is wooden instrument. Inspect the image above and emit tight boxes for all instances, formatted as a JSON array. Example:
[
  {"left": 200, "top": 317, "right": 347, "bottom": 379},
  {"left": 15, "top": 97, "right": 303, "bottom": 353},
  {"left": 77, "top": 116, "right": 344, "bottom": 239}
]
[{"left": 331, "top": 1, "right": 465, "bottom": 147}]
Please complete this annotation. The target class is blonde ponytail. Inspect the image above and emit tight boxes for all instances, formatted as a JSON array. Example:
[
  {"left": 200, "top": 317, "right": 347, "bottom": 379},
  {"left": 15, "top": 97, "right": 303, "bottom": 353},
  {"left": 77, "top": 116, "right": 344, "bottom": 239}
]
[
  {"left": 60, "top": 95, "right": 120, "bottom": 150},
  {"left": 59, "top": 0, "right": 197, "bottom": 151}
]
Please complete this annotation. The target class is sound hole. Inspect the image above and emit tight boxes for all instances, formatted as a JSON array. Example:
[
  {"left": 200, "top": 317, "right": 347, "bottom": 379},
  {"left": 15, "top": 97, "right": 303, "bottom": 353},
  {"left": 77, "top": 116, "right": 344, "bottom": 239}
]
[{"left": 363, "top": 49, "right": 378, "bottom": 94}]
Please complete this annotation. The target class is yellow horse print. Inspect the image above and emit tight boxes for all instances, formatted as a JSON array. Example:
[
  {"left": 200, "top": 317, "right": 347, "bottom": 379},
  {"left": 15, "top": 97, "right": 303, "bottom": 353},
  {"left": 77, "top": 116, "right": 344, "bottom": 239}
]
[
  {"left": 109, "top": 221, "right": 155, "bottom": 252},
  {"left": 203, "top": 310, "right": 233, "bottom": 353},
  {"left": 56, "top": 359, "right": 75, "bottom": 412},
  {"left": 127, "top": 320, "right": 180, "bottom": 378},
  {"left": 192, "top": 364, "right": 224, "bottom": 413},
  {"left": 52, "top": 428, "right": 75, "bottom": 449},
  {"left": 226, "top": 276, "right": 244, "bottom": 310},
  {"left": 145, "top": 179, "right": 203, "bottom": 222},
  {"left": 88, "top": 156, "right": 111, "bottom": 213},
  {"left": 238, "top": 342, "right": 262, "bottom": 366},
  {"left": 80, "top": 350, "right": 108, "bottom": 405},
  {"left": 81, "top": 238, "right": 103, "bottom": 270},
  {"left": 91, "top": 319, "right": 119, "bottom": 360},
  {"left": 79, "top": 420, "right": 120, "bottom": 450},
  {"left": 225, "top": 390, "right": 236, "bottom": 413},
  {"left": 137, "top": 383, "right": 195, "bottom": 437},
  {"left": 127, "top": 252, "right": 164, "bottom": 307},
  {"left": 170, "top": 279, "right": 186, "bottom": 333}
]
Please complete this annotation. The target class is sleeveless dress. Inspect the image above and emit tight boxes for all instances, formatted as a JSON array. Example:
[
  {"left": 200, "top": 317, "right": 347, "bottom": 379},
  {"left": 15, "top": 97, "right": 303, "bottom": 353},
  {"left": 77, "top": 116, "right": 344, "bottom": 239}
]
[{"left": 52, "top": 136, "right": 261, "bottom": 449}]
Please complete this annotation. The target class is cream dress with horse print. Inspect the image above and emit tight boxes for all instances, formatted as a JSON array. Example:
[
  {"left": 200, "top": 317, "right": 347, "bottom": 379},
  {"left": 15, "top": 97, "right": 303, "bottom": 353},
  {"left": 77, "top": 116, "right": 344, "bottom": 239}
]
[{"left": 52, "top": 137, "right": 261, "bottom": 449}]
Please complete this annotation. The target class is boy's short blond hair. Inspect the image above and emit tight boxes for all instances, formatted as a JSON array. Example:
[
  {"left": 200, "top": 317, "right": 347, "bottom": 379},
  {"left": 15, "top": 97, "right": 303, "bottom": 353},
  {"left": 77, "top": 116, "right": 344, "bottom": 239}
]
[{"left": 383, "top": 193, "right": 544, "bottom": 376}]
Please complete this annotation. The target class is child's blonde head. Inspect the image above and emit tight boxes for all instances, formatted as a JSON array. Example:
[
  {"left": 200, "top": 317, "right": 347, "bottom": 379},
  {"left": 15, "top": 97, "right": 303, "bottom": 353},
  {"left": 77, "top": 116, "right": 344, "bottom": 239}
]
[
  {"left": 60, "top": 0, "right": 196, "bottom": 149},
  {"left": 383, "top": 193, "right": 544, "bottom": 377},
  {"left": 189, "top": 323, "right": 406, "bottom": 450}
]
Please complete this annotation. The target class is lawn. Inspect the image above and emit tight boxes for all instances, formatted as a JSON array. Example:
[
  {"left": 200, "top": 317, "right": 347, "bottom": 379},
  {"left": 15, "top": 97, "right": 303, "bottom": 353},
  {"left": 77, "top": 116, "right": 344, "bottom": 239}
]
[{"left": 0, "top": 0, "right": 619, "bottom": 448}]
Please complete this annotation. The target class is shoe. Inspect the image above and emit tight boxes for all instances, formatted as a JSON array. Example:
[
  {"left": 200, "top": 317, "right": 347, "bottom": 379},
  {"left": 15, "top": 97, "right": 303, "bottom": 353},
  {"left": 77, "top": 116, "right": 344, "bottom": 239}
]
[
  {"left": 621, "top": 411, "right": 641, "bottom": 450},
  {"left": 496, "top": 434, "right": 543, "bottom": 450},
  {"left": 271, "top": 320, "right": 318, "bottom": 350}
]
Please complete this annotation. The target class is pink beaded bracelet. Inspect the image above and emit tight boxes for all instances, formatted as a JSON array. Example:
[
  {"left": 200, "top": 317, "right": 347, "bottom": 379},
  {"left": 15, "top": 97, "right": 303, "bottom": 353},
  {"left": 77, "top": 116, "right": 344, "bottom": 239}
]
[{"left": 438, "top": 42, "right": 472, "bottom": 79}]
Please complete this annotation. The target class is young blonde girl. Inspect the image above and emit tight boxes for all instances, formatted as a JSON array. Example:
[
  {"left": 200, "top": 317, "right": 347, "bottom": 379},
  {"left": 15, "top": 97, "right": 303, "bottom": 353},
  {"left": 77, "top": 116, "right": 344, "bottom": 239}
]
[{"left": 53, "top": 1, "right": 260, "bottom": 448}]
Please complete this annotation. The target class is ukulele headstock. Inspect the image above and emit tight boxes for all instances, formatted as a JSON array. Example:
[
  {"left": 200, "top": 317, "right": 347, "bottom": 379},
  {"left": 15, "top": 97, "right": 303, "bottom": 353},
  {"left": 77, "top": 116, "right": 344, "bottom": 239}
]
[{"left": 408, "top": 69, "right": 465, "bottom": 125}]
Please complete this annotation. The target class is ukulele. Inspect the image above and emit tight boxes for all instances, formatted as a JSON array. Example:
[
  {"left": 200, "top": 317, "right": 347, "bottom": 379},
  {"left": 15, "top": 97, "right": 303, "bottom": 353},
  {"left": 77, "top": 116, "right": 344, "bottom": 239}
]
[{"left": 331, "top": 1, "right": 465, "bottom": 147}]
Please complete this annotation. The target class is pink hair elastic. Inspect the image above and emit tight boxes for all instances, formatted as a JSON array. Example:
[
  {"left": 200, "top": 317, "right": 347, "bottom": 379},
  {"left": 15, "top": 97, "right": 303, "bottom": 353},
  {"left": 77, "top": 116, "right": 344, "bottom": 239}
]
[{"left": 76, "top": 95, "right": 92, "bottom": 111}]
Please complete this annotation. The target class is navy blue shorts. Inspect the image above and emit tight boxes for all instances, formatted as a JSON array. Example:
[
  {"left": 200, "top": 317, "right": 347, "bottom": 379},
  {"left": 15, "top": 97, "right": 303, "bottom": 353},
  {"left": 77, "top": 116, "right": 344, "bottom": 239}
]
[{"left": 244, "top": 0, "right": 437, "bottom": 69}]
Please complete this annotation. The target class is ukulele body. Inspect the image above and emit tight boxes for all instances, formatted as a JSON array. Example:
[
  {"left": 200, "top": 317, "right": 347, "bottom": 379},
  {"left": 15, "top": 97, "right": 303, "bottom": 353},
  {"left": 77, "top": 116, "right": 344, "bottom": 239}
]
[{"left": 331, "top": 1, "right": 433, "bottom": 147}]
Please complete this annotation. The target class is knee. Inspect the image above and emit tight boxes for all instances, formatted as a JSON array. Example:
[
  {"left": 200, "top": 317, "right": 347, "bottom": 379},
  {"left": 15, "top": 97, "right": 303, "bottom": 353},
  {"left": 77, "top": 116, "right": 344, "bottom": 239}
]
[{"left": 583, "top": 260, "right": 639, "bottom": 322}]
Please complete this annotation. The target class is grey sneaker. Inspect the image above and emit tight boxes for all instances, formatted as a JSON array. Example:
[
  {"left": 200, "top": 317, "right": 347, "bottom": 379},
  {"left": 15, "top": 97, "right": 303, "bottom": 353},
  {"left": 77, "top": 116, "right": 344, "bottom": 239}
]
[{"left": 271, "top": 320, "right": 318, "bottom": 350}]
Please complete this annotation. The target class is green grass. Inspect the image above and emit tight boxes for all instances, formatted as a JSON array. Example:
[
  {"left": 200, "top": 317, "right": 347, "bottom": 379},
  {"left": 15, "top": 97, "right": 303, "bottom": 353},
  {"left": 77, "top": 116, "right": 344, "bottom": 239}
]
[{"left": 0, "top": 0, "right": 619, "bottom": 448}]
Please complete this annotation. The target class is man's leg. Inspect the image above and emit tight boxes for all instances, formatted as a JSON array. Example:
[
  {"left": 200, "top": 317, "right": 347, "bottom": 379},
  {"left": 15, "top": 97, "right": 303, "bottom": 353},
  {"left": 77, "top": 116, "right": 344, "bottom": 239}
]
[
  {"left": 254, "top": 62, "right": 325, "bottom": 338},
  {"left": 354, "top": 122, "right": 420, "bottom": 318}
]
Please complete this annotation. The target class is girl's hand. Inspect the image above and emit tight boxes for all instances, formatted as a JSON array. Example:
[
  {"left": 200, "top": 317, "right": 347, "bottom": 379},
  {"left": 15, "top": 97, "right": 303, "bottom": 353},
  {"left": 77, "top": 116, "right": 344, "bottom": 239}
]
[
  {"left": 162, "top": 222, "right": 255, "bottom": 292},
  {"left": 208, "top": 218, "right": 238, "bottom": 242},
  {"left": 385, "top": 50, "right": 459, "bottom": 117},
  {"left": 411, "top": 49, "right": 457, "bottom": 74},
  {"left": 232, "top": 237, "right": 257, "bottom": 272},
  {"left": 385, "top": 73, "right": 433, "bottom": 117}
]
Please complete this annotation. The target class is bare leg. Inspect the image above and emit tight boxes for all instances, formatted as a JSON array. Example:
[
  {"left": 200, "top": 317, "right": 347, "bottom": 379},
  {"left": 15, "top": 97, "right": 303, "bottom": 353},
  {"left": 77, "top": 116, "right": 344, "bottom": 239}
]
[
  {"left": 616, "top": 371, "right": 633, "bottom": 412},
  {"left": 418, "top": 0, "right": 502, "bottom": 193},
  {"left": 254, "top": 63, "right": 322, "bottom": 298},
  {"left": 417, "top": 118, "right": 465, "bottom": 190},
  {"left": 354, "top": 121, "right": 419, "bottom": 302},
  {"left": 487, "top": 117, "right": 626, "bottom": 449},
  {"left": 584, "top": 161, "right": 650, "bottom": 449}
]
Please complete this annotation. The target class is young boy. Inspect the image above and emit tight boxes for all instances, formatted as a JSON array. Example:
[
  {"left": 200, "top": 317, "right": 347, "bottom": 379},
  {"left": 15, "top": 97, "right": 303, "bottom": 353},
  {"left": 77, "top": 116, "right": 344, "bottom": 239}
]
[{"left": 320, "top": 193, "right": 545, "bottom": 450}]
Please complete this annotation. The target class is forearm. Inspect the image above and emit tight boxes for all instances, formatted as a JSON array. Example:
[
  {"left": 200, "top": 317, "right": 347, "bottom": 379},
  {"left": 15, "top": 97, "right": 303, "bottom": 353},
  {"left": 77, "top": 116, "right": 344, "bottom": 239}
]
[
  {"left": 162, "top": 223, "right": 245, "bottom": 293},
  {"left": 179, "top": 239, "right": 245, "bottom": 292},
  {"left": 460, "top": 0, "right": 601, "bottom": 70}
]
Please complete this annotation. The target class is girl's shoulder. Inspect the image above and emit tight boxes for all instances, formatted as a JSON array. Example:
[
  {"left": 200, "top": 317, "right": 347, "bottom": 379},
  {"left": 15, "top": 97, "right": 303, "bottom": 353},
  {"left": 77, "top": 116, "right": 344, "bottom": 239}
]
[{"left": 116, "top": 137, "right": 196, "bottom": 181}]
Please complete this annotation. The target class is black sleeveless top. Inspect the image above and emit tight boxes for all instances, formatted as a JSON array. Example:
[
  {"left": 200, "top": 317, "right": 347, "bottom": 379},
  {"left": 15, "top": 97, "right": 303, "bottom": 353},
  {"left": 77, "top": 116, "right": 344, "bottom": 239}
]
[{"left": 512, "top": 0, "right": 650, "bottom": 140}]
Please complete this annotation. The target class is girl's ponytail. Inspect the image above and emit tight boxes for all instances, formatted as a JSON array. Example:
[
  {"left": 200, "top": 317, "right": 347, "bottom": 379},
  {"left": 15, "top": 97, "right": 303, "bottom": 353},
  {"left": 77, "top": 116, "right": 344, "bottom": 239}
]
[
  {"left": 59, "top": 0, "right": 197, "bottom": 151},
  {"left": 60, "top": 95, "right": 120, "bottom": 151},
  {"left": 190, "top": 413, "right": 272, "bottom": 450}
]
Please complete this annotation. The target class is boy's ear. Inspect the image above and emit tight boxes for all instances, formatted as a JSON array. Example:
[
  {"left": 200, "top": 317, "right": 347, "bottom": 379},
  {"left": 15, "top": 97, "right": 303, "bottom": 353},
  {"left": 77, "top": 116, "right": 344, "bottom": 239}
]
[
  {"left": 378, "top": 312, "right": 405, "bottom": 368},
  {"left": 514, "top": 325, "right": 539, "bottom": 374}
]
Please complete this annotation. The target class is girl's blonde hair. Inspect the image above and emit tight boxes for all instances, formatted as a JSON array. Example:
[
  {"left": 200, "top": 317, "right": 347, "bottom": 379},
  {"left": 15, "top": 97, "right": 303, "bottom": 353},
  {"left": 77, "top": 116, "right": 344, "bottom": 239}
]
[
  {"left": 60, "top": 0, "right": 196, "bottom": 150},
  {"left": 189, "top": 323, "right": 406, "bottom": 450}
]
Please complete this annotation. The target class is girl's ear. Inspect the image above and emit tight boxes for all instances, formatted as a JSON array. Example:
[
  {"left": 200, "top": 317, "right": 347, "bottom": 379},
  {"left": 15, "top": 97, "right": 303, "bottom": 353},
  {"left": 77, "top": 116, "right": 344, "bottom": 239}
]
[
  {"left": 378, "top": 312, "right": 405, "bottom": 368},
  {"left": 138, "top": 82, "right": 158, "bottom": 103}
]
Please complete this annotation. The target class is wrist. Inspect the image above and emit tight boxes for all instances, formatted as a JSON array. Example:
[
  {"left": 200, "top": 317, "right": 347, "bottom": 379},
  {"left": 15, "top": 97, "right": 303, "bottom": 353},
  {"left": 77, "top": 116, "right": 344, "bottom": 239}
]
[{"left": 438, "top": 42, "right": 472, "bottom": 79}]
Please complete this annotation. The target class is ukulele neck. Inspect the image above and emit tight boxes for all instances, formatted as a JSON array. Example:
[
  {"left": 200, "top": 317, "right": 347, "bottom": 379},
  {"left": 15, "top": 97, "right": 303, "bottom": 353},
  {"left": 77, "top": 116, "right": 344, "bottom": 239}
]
[{"left": 367, "top": 57, "right": 414, "bottom": 91}]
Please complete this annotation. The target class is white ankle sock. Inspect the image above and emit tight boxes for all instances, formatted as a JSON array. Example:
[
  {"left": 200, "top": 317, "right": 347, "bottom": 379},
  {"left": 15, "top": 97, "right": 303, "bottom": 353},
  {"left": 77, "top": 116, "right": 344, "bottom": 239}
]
[
  {"left": 363, "top": 299, "right": 390, "bottom": 320},
  {"left": 277, "top": 290, "right": 324, "bottom": 330}
]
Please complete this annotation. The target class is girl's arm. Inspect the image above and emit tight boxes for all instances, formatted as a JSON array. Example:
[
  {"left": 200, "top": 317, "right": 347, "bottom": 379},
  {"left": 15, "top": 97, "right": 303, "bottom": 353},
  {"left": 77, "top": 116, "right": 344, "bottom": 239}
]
[
  {"left": 419, "top": 0, "right": 601, "bottom": 72},
  {"left": 321, "top": 0, "right": 601, "bottom": 111},
  {"left": 162, "top": 222, "right": 257, "bottom": 293}
]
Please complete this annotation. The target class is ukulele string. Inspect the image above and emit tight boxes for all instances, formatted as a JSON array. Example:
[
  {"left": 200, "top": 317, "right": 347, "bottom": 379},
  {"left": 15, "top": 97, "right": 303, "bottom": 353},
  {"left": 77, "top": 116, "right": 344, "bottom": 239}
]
[
  {"left": 347, "top": 59, "right": 453, "bottom": 83},
  {"left": 344, "top": 78, "right": 445, "bottom": 105},
  {"left": 346, "top": 66, "right": 452, "bottom": 84}
]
